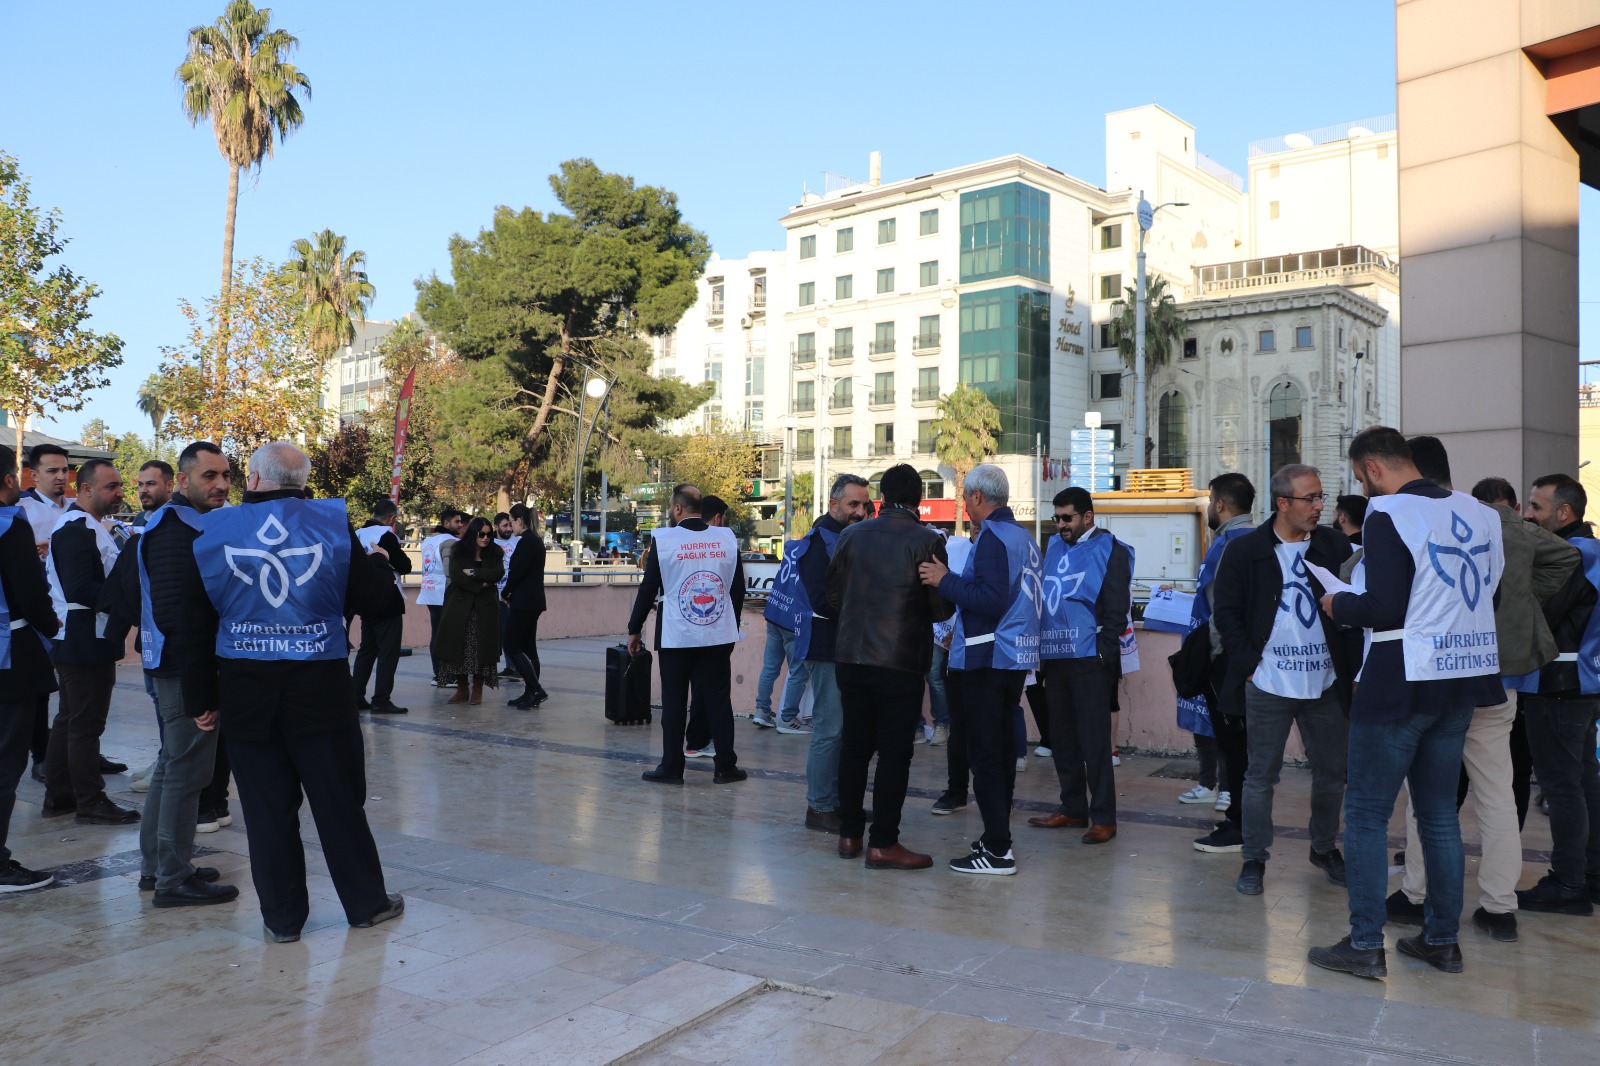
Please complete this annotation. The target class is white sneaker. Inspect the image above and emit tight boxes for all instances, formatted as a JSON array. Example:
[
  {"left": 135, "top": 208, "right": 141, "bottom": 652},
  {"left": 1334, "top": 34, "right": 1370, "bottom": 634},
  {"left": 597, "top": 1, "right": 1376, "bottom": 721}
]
[
  {"left": 929, "top": 725, "right": 949, "bottom": 747},
  {"left": 684, "top": 743, "right": 716, "bottom": 758},
  {"left": 1033, "top": 745, "right": 1052, "bottom": 758},
  {"left": 1015, "top": 755, "right": 1028, "bottom": 773},
  {"left": 130, "top": 775, "right": 151, "bottom": 794},
  {"left": 1111, "top": 749, "right": 1122, "bottom": 767},
  {"left": 775, "top": 719, "right": 811, "bottom": 735},
  {"left": 1178, "top": 785, "right": 1218, "bottom": 805},
  {"left": 195, "top": 815, "right": 221, "bottom": 834},
  {"left": 1214, "top": 791, "right": 1232, "bottom": 812},
  {"left": 131, "top": 759, "right": 158, "bottom": 783},
  {"left": 752, "top": 711, "right": 777, "bottom": 729}
]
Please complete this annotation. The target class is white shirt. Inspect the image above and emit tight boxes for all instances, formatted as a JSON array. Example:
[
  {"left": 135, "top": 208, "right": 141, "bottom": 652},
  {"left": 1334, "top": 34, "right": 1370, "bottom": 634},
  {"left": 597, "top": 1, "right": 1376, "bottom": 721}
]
[
  {"left": 19, "top": 490, "right": 69, "bottom": 547},
  {"left": 1252, "top": 539, "right": 1333, "bottom": 699}
]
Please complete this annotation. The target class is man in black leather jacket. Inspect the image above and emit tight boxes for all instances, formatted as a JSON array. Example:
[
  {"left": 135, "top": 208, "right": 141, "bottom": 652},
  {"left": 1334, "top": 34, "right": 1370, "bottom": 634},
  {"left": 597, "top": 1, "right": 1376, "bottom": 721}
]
[{"left": 827, "top": 464, "right": 952, "bottom": 871}]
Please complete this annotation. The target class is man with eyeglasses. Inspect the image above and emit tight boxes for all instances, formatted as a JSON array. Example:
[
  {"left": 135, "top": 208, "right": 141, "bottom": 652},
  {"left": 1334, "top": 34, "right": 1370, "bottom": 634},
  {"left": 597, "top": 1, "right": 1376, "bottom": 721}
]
[{"left": 1212, "top": 464, "right": 1353, "bottom": 897}]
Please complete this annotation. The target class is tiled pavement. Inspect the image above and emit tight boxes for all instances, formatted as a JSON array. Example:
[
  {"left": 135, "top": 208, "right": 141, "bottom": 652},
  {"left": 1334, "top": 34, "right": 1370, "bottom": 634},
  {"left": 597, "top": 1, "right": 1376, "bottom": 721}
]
[{"left": 3, "top": 635, "right": 1597, "bottom": 1064}]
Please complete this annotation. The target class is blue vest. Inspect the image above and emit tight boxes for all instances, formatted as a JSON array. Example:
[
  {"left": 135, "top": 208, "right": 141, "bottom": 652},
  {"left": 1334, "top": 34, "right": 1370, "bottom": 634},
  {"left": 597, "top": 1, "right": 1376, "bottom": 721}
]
[
  {"left": 763, "top": 528, "right": 839, "bottom": 658},
  {"left": 1507, "top": 535, "right": 1600, "bottom": 695},
  {"left": 949, "top": 520, "right": 1043, "bottom": 671},
  {"left": 1192, "top": 524, "right": 1252, "bottom": 627},
  {"left": 195, "top": 498, "right": 352, "bottom": 662},
  {"left": 137, "top": 503, "right": 204, "bottom": 670},
  {"left": 1040, "top": 531, "right": 1115, "bottom": 660}
]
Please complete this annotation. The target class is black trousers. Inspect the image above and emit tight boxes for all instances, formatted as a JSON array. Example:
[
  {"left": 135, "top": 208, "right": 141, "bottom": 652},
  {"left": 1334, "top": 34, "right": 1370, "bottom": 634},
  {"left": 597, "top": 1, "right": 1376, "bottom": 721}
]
[
  {"left": 1026, "top": 681, "right": 1050, "bottom": 749},
  {"left": 959, "top": 667, "right": 1024, "bottom": 853},
  {"left": 1043, "top": 657, "right": 1117, "bottom": 827},
  {"left": 656, "top": 644, "right": 736, "bottom": 776},
  {"left": 45, "top": 662, "right": 117, "bottom": 807},
  {"left": 1196, "top": 733, "right": 1224, "bottom": 791},
  {"left": 352, "top": 613, "right": 403, "bottom": 705},
  {"left": 228, "top": 717, "right": 390, "bottom": 935},
  {"left": 30, "top": 693, "right": 49, "bottom": 765},
  {"left": 945, "top": 670, "right": 971, "bottom": 800},
  {"left": 504, "top": 610, "right": 543, "bottom": 679},
  {"left": 199, "top": 733, "right": 231, "bottom": 813},
  {"left": 427, "top": 604, "right": 443, "bottom": 679},
  {"left": 0, "top": 697, "right": 34, "bottom": 862},
  {"left": 1214, "top": 710, "right": 1249, "bottom": 829},
  {"left": 837, "top": 662, "right": 924, "bottom": 849}
]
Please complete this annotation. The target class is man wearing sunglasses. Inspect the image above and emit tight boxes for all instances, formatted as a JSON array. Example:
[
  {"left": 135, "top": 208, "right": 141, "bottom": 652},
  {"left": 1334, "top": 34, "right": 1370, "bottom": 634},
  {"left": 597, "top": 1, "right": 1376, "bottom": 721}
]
[{"left": 1212, "top": 464, "right": 1353, "bottom": 898}]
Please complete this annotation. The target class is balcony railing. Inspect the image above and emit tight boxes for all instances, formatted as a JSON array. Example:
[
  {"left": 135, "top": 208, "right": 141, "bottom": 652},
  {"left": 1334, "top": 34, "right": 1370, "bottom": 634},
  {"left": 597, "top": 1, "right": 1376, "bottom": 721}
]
[
  {"left": 914, "top": 440, "right": 937, "bottom": 456},
  {"left": 829, "top": 397, "right": 854, "bottom": 412},
  {"left": 829, "top": 345, "right": 854, "bottom": 363},
  {"left": 913, "top": 385, "right": 941, "bottom": 403},
  {"left": 793, "top": 349, "right": 816, "bottom": 368},
  {"left": 794, "top": 398, "right": 815, "bottom": 414},
  {"left": 750, "top": 292, "right": 767, "bottom": 309},
  {"left": 869, "top": 340, "right": 896, "bottom": 360},
  {"left": 796, "top": 448, "right": 815, "bottom": 461},
  {"left": 914, "top": 333, "right": 941, "bottom": 353},
  {"left": 707, "top": 304, "right": 725, "bottom": 319},
  {"left": 870, "top": 441, "right": 896, "bottom": 457},
  {"left": 869, "top": 390, "right": 895, "bottom": 407}
]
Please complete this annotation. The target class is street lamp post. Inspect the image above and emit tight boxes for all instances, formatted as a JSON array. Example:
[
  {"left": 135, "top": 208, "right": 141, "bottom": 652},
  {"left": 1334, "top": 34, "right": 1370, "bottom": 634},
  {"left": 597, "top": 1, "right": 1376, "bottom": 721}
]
[
  {"left": 1132, "top": 191, "right": 1188, "bottom": 471},
  {"left": 570, "top": 370, "right": 613, "bottom": 569}
]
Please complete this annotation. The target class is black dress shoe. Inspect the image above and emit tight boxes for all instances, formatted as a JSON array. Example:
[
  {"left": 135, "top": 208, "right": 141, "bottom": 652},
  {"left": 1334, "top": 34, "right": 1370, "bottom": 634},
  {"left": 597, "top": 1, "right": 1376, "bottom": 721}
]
[
  {"left": 74, "top": 799, "right": 140, "bottom": 825},
  {"left": 1397, "top": 935, "right": 1464, "bottom": 973},
  {"left": 356, "top": 697, "right": 372, "bottom": 710},
  {"left": 98, "top": 756, "right": 128, "bottom": 775},
  {"left": 153, "top": 874, "right": 240, "bottom": 908},
  {"left": 40, "top": 794, "right": 77, "bottom": 817},
  {"left": 805, "top": 808, "right": 842, "bottom": 833},
  {"left": 353, "top": 892, "right": 405, "bottom": 928},
  {"left": 713, "top": 768, "right": 748, "bottom": 784},
  {"left": 1309, "top": 846, "right": 1346, "bottom": 885},
  {"left": 1308, "top": 936, "right": 1387, "bottom": 979},
  {"left": 140, "top": 866, "right": 222, "bottom": 891},
  {"left": 641, "top": 768, "right": 683, "bottom": 784},
  {"left": 1385, "top": 889, "right": 1425, "bottom": 926},
  {"left": 1472, "top": 907, "right": 1519, "bottom": 943},
  {"left": 30, "top": 762, "right": 45, "bottom": 783},
  {"left": 369, "top": 702, "right": 408, "bottom": 714}
]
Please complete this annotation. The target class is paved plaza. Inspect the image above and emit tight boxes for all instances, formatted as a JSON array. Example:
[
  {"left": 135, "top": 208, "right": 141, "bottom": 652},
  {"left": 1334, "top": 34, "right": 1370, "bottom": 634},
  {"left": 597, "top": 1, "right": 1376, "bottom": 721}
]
[{"left": 2, "top": 635, "right": 1597, "bottom": 1065}]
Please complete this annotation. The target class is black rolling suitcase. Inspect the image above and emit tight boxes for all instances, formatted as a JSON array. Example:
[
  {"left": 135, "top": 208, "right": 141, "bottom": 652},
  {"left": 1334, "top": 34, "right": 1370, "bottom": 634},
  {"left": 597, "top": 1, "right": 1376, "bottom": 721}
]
[{"left": 605, "top": 644, "right": 653, "bottom": 724}]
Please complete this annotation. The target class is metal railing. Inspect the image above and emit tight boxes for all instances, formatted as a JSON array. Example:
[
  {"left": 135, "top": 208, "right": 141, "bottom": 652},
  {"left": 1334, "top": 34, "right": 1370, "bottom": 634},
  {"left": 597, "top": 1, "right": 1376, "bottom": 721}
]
[
  {"left": 793, "top": 349, "right": 816, "bottom": 367},
  {"left": 829, "top": 397, "right": 854, "bottom": 412},
  {"left": 829, "top": 345, "right": 854, "bottom": 362},
  {"left": 914, "top": 333, "right": 941, "bottom": 352},
  {"left": 913, "top": 385, "right": 940, "bottom": 402},
  {"left": 750, "top": 293, "right": 767, "bottom": 309},
  {"left": 869, "top": 390, "right": 894, "bottom": 406},
  {"left": 794, "top": 398, "right": 815, "bottom": 414},
  {"left": 796, "top": 448, "right": 815, "bottom": 461},
  {"left": 869, "top": 340, "right": 895, "bottom": 358},
  {"left": 870, "top": 441, "right": 896, "bottom": 457}
]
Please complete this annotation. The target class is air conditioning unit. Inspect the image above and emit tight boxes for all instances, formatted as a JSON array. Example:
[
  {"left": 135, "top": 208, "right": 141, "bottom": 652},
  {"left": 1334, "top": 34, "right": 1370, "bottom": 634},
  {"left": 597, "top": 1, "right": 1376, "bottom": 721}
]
[{"left": 740, "top": 316, "right": 753, "bottom": 329}]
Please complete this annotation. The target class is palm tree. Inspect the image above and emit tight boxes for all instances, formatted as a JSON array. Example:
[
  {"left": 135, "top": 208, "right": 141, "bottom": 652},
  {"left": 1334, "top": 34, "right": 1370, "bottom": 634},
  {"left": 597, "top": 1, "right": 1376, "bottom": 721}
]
[
  {"left": 931, "top": 384, "right": 1001, "bottom": 536},
  {"left": 136, "top": 374, "right": 170, "bottom": 436},
  {"left": 290, "top": 229, "right": 375, "bottom": 363},
  {"left": 177, "top": 1, "right": 310, "bottom": 358},
  {"left": 1110, "top": 274, "right": 1187, "bottom": 468}
]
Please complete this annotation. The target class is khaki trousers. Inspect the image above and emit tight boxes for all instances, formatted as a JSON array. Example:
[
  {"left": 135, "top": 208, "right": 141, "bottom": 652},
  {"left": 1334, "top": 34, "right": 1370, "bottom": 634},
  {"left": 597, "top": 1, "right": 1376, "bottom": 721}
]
[{"left": 1401, "top": 696, "right": 1521, "bottom": 914}]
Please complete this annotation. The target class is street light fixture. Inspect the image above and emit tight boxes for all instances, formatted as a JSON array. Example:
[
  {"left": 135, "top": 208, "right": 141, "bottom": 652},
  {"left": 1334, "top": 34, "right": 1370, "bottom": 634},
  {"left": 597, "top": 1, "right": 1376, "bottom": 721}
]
[
  {"left": 1133, "top": 191, "right": 1188, "bottom": 471},
  {"left": 570, "top": 361, "right": 617, "bottom": 569}
]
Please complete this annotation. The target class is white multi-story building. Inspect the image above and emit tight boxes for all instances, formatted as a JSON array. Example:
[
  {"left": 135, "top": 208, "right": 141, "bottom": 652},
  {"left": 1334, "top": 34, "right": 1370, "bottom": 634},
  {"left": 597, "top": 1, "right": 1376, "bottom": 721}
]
[
  {"left": 1245, "top": 116, "right": 1398, "bottom": 259},
  {"left": 321, "top": 317, "right": 402, "bottom": 427}
]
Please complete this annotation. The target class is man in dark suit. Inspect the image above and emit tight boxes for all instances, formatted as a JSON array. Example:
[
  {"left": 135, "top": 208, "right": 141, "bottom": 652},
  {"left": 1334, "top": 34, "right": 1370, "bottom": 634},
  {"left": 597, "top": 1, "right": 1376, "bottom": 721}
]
[
  {"left": 353, "top": 499, "right": 412, "bottom": 714},
  {"left": 0, "top": 444, "right": 61, "bottom": 891},
  {"left": 504, "top": 502, "right": 548, "bottom": 708}
]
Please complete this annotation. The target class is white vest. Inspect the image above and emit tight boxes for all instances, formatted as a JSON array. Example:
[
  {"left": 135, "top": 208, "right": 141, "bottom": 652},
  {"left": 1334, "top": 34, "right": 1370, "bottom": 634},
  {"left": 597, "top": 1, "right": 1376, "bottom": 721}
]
[
  {"left": 47, "top": 509, "right": 121, "bottom": 629},
  {"left": 417, "top": 532, "right": 454, "bottom": 606},
  {"left": 357, "top": 525, "right": 404, "bottom": 595},
  {"left": 1366, "top": 491, "right": 1503, "bottom": 681},
  {"left": 19, "top": 491, "right": 68, "bottom": 547},
  {"left": 1252, "top": 540, "right": 1333, "bottom": 698},
  {"left": 495, "top": 535, "right": 520, "bottom": 593},
  {"left": 653, "top": 525, "right": 741, "bottom": 648}
]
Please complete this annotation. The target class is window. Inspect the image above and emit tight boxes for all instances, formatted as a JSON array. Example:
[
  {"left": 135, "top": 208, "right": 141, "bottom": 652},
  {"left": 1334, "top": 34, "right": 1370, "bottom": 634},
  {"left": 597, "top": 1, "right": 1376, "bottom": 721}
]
[
  {"left": 1098, "top": 323, "right": 1115, "bottom": 349},
  {"left": 1258, "top": 329, "right": 1276, "bottom": 352},
  {"left": 752, "top": 275, "right": 766, "bottom": 307},
  {"left": 342, "top": 362, "right": 354, "bottom": 384},
  {"left": 1337, "top": 325, "right": 1344, "bottom": 349},
  {"left": 832, "top": 426, "right": 853, "bottom": 457},
  {"left": 921, "top": 469, "right": 946, "bottom": 498},
  {"left": 1182, "top": 337, "right": 1198, "bottom": 359},
  {"left": 836, "top": 227, "right": 853, "bottom": 253},
  {"left": 800, "top": 235, "right": 816, "bottom": 259},
  {"left": 958, "top": 285, "right": 1051, "bottom": 452},
  {"left": 831, "top": 327, "right": 854, "bottom": 362},
  {"left": 1097, "top": 372, "right": 1122, "bottom": 399},
  {"left": 872, "top": 422, "right": 895, "bottom": 456},
  {"left": 709, "top": 284, "right": 724, "bottom": 314},
  {"left": 1295, "top": 325, "right": 1313, "bottom": 349},
  {"left": 1376, "top": 143, "right": 1389, "bottom": 160},
  {"left": 878, "top": 218, "right": 896, "bottom": 244},
  {"left": 917, "top": 315, "right": 941, "bottom": 349},
  {"left": 1158, "top": 391, "right": 1189, "bottom": 468},
  {"left": 916, "top": 421, "right": 937, "bottom": 454},
  {"left": 871, "top": 321, "right": 895, "bottom": 356},
  {"left": 1268, "top": 201, "right": 1280, "bottom": 220},
  {"left": 872, "top": 371, "right": 894, "bottom": 406},
  {"left": 1269, "top": 381, "right": 1303, "bottom": 471},
  {"left": 745, "top": 402, "right": 764, "bottom": 430},
  {"left": 919, "top": 261, "right": 938, "bottom": 288},
  {"left": 1099, "top": 274, "right": 1122, "bottom": 300},
  {"left": 1269, "top": 163, "right": 1280, "bottom": 179},
  {"left": 1219, "top": 335, "right": 1234, "bottom": 354},
  {"left": 1100, "top": 224, "right": 1122, "bottom": 250},
  {"left": 798, "top": 282, "right": 815, "bottom": 306},
  {"left": 794, "top": 380, "right": 815, "bottom": 414},
  {"left": 831, "top": 377, "right": 852, "bottom": 410},
  {"left": 919, "top": 209, "right": 939, "bottom": 236},
  {"left": 1104, "top": 422, "right": 1123, "bottom": 449},
  {"left": 745, "top": 354, "right": 764, "bottom": 397},
  {"left": 796, "top": 428, "right": 815, "bottom": 458},
  {"left": 916, "top": 366, "right": 940, "bottom": 402},
  {"left": 836, "top": 275, "right": 853, "bottom": 300},
  {"left": 877, "top": 268, "right": 895, "bottom": 294},
  {"left": 795, "top": 332, "right": 816, "bottom": 364},
  {"left": 959, "top": 182, "right": 1050, "bottom": 283},
  {"left": 340, "top": 395, "right": 353, "bottom": 413},
  {"left": 705, "top": 361, "right": 723, "bottom": 400}
]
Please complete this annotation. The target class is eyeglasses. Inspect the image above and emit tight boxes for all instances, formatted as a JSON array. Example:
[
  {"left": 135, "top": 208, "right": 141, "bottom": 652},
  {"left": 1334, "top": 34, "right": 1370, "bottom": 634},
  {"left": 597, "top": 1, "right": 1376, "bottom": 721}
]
[
  {"left": 476, "top": 532, "right": 492, "bottom": 539},
  {"left": 1054, "top": 513, "right": 1080, "bottom": 523},
  {"left": 1282, "top": 493, "right": 1328, "bottom": 505}
]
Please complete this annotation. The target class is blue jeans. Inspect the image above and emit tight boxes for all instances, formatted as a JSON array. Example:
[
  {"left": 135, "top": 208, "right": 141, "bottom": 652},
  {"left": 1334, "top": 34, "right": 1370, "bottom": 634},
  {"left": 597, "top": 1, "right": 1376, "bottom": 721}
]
[
  {"left": 806, "top": 661, "right": 844, "bottom": 811},
  {"left": 1344, "top": 704, "right": 1473, "bottom": 949},
  {"left": 139, "top": 676, "right": 220, "bottom": 889},
  {"left": 145, "top": 672, "right": 164, "bottom": 744},
  {"left": 926, "top": 644, "right": 949, "bottom": 727},
  {"left": 756, "top": 624, "right": 808, "bottom": 722}
]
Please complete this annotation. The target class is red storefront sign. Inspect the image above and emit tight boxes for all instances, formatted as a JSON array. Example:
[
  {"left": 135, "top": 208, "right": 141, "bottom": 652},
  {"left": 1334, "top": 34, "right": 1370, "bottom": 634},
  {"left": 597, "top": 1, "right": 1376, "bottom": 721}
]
[{"left": 917, "top": 498, "right": 958, "bottom": 523}]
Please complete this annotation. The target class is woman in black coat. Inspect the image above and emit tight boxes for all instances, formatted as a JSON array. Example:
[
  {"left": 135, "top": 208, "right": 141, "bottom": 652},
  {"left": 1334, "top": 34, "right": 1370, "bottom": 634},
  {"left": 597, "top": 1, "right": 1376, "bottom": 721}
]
[{"left": 434, "top": 517, "right": 503, "bottom": 705}]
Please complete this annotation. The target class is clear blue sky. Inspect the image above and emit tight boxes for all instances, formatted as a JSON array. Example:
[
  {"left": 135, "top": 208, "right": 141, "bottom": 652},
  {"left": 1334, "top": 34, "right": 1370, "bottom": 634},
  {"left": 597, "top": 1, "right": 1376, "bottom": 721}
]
[{"left": 2, "top": 0, "right": 1594, "bottom": 438}]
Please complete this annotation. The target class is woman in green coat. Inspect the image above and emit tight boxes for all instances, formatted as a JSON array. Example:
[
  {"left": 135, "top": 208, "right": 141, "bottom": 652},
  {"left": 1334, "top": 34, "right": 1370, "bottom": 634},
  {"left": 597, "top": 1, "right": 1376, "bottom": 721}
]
[{"left": 434, "top": 516, "right": 504, "bottom": 705}]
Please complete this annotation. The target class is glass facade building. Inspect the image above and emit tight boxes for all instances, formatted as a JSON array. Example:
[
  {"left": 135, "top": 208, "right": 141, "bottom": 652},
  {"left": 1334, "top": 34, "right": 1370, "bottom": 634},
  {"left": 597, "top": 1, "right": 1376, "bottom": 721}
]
[
  {"left": 958, "top": 286, "right": 1051, "bottom": 453},
  {"left": 959, "top": 182, "right": 1051, "bottom": 284}
]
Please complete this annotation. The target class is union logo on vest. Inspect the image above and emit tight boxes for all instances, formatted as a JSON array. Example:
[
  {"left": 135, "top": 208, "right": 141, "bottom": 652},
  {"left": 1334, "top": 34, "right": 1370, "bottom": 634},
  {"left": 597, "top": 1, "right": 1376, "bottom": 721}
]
[
  {"left": 1427, "top": 511, "right": 1492, "bottom": 610},
  {"left": 224, "top": 513, "right": 325, "bottom": 609},
  {"left": 679, "top": 570, "right": 727, "bottom": 626},
  {"left": 1281, "top": 553, "right": 1318, "bottom": 629}
]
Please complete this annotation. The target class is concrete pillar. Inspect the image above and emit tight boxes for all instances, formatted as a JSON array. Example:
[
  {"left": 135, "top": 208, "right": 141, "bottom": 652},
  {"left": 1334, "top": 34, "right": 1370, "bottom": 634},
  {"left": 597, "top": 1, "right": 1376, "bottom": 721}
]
[{"left": 1396, "top": 0, "right": 1581, "bottom": 490}]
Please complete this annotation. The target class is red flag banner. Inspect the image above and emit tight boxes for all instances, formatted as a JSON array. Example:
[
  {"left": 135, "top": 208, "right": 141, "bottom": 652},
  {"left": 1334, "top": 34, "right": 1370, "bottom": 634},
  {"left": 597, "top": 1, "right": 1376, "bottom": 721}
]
[{"left": 388, "top": 367, "right": 417, "bottom": 503}]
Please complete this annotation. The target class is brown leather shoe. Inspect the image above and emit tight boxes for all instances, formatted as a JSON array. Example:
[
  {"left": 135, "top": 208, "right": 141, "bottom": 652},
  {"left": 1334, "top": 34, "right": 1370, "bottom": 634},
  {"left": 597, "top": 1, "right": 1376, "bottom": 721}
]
[
  {"left": 468, "top": 678, "right": 484, "bottom": 706},
  {"left": 446, "top": 681, "right": 469, "bottom": 705},
  {"left": 1082, "top": 824, "right": 1117, "bottom": 844},
  {"left": 865, "top": 844, "right": 933, "bottom": 870},
  {"left": 1027, "top": 812, "right": 1088, "bottom": 829},
  {"left": 805, "top": 808, "right": 842, "bottom": 833},
  {"left": 838, "top": 836, "right": 863, "bottom": 859}
]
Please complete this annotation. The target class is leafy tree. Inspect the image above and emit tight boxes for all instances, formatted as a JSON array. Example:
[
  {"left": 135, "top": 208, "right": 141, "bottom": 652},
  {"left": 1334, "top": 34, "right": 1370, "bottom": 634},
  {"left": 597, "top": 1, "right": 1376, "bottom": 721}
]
[
  {"left": 137, "top": 373, "right": 171, "bottom": 436},
  {"left": 932, "top": 384, "right": 1001, "bottom": 535},
  {"left": 671, "top": 425, "right": 761, "bottom": 529},
  {"left": 157, "top": 257, "right": 324, "bottom": 461},
  {"left": 80, "top": 420, "right": 177, "bottom": 501},
  {"left": 177, "top": 0, "right": 310, "bottom": 363},
  {"left": 0, "top": 153, "right": 124, "bottom": 459},
  {"left": 307, "top": 421, "right": 374, "bottom": 502},
  {"left": 1110, "top": 274, "right": 1186, "bottom": 467},
  {"left": 79, "top": 417, "right": 114, "bottom": 451},
  {"left": 785, "top": 470, "right": 814, "bottom": 540},
  {"left": 417, "top": 159, "right": 713, "bottom": 504},
  {"left": 290, "top": 228, "right": 374, "bottom": 362}
]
